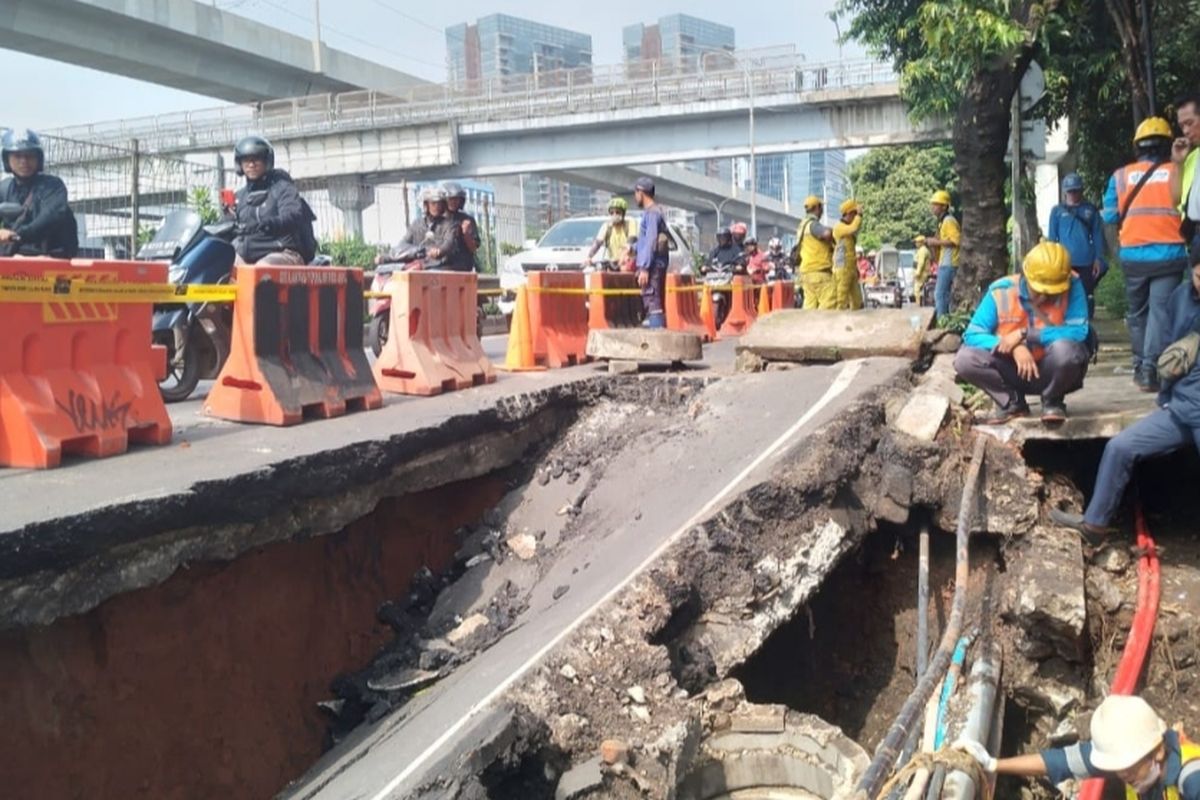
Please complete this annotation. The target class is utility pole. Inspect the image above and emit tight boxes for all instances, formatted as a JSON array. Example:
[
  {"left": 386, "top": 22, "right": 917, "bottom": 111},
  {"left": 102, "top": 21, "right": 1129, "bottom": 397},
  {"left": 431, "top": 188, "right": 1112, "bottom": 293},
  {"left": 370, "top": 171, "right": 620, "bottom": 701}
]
[
  {"left": 1011, "top": 97, "right": 1023, "bottom": 273},
  {"left": 312, "top": 0, "right": 323, "bottom": 74},
  {"left": 748, "top": 68, "right": 757, "bottom": 237},
  {"left": 129, "top": 138, "right": 140, "bottom": 257}
]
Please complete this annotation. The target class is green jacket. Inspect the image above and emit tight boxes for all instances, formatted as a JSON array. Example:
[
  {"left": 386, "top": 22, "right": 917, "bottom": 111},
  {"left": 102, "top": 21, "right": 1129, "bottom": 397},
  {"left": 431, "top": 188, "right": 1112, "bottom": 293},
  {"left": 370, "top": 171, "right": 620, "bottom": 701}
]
[{"left": 1181, "top": 148, "right": 1199, "bottom": 215}]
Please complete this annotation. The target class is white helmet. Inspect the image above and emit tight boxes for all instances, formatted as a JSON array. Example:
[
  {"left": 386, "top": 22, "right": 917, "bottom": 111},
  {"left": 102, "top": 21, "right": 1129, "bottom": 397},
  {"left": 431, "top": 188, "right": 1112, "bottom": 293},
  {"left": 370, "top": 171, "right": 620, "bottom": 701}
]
[
  {"left": 1089, "top": 695, "right": 1166, "bottom": 772},
  {"left": 768, "top": 237, "right": 782, "bottom": 252}
]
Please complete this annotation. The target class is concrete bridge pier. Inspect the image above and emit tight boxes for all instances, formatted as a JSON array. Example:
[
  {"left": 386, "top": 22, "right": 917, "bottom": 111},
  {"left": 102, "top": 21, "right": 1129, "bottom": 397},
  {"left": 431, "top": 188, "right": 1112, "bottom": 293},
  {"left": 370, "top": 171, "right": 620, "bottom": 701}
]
[{"left": 328, "top": 177, "right": 376, "bottom": 240}]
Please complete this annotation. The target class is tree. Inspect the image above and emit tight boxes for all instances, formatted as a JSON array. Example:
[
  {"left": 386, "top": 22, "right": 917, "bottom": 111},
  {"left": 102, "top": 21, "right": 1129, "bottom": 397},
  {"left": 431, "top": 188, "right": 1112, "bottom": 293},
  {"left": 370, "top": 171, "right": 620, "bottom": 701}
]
[
  {"left": 189, "top": 187, "right": 221, "bottom": 225},
  {"left": 840, "top": 0, "right": 1063, "bottom": 311},
  {"left": 849, "top": 145, "right": 957, "bottom": 248},
  {"left": 319, "top": 236, "right": 379, "bottom": 269}
]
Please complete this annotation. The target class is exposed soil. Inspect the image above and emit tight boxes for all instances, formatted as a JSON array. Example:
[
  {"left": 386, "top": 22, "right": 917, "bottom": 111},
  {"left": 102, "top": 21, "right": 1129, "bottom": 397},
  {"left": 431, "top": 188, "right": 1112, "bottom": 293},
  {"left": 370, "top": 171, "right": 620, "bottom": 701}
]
[{"left": 0, "top": 476, "right": 507, "bottom": 800}]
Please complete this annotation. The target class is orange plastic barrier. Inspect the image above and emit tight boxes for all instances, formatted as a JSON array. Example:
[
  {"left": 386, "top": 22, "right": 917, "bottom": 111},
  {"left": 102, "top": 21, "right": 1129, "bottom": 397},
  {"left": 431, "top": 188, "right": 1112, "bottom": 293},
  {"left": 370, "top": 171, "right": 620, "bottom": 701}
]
[
  {"left": 587, "top": 272, "right": 643, "bottom": 330},
  {"left": 665, "top": 274, "right": 711, "bottom": 341},
  {"left": 526, "top": 272, "right": 590, "bottom": 368},
  {"left": 374, "top": 270, "right": 495, "bottom": 396},
  {"left": 205, "top": 265, "right": 382, "bottom": 425},
  {"left": 700, "top": 285, "right": 719, "bottom": 341},
  {"left": 771, "top": 280, "right": 797, "bottom": 311},
  {"left": 0, "top": 258, "right": 172, "bottom": 469},
  {"left": 756, "top": 282, "right": 771, "bottom": 315},
  {"left": 718, "top": 276, "right": 759, "bottom": 337}
]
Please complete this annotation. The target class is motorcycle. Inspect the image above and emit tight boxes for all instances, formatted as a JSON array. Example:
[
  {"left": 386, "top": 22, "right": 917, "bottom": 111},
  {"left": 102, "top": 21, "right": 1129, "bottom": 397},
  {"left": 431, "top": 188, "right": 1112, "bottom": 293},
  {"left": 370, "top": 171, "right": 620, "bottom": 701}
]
[
  {"left": 701, "top": 258, "right": 741, "bottom": 331},
  {"left": 138, "top": 207, "right": 241, "bottom": 403},
  {"left": 369, "top": 242, "right": 429, "bottom": 358}
]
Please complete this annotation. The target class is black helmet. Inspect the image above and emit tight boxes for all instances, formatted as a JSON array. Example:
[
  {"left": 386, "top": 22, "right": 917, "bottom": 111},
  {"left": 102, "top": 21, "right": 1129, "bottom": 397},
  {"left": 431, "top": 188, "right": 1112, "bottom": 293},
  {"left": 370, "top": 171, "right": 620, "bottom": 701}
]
[
  {"left": 2, "top": 128, "right": 44, "bottom": 174},
  {"left": 234, "top": 135, "right": 274, "bottom": 175},
  {"left": 442, "top": 181, "right": 467, "bottom": 201},
  {"left": 717, "top": 227, "right": 732, "bottom": 239}
]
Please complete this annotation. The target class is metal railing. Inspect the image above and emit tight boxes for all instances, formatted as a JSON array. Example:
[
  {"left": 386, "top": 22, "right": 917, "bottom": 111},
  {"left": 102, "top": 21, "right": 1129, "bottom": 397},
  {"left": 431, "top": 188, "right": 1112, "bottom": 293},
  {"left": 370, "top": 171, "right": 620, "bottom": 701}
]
[{"left": 51, "top": 54, "right": 896, "bottom": 157}]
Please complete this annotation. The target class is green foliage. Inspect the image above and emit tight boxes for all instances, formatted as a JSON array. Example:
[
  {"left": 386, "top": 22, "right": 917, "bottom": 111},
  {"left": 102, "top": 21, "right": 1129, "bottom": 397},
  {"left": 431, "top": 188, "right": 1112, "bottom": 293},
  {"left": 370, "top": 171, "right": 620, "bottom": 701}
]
[
  {"left": 936, "top": 309, "right": 972, "bottom": 333},
  {"left": 189, "top": 187, "right": 221, "bottom": 225},
  {"left": 499, "top": 242, "right": 523, "bottom": 257},
  {"left": 1095, "top": 261, "right": 1128, "bottom": 318},
  {"left": 319, "top": 236, "right": 378, "bottom": 269},
  {"left": 849, "top": 145, "right": 957, "bottom": 247},
  {"left": 136, "top": 223, "right": 159, "bottom": 250}
]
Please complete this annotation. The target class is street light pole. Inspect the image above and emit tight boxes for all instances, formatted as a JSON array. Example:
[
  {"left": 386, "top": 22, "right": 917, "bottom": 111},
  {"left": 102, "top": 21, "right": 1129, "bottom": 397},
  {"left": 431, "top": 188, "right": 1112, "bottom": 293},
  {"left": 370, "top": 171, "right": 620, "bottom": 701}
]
[
  {"left": 749, "top": 71, "right": 757, "bottom": 237},
  {"left": 312, "top": 0, "right": 323, "bottom": 73}
]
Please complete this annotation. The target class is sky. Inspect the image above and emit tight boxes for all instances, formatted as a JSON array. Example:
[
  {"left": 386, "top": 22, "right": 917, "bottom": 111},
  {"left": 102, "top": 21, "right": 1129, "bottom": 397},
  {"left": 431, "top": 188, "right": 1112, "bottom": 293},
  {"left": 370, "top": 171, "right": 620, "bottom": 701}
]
[{"left": 1, "top": 0, "right": 868, "bottom": 129}]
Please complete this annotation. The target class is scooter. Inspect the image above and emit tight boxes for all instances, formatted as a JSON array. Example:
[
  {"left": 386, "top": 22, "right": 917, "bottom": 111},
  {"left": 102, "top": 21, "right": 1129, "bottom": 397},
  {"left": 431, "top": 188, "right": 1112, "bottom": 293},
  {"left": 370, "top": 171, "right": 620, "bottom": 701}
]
[
  {"left": 138, "top": 207, "right": 241, "bottom": 402},
  {"left": 369, "top": 243, "right": 428, "bottom": 358},
  {"left": 701, "top": 259, "right": 739, "bottom": 331}
]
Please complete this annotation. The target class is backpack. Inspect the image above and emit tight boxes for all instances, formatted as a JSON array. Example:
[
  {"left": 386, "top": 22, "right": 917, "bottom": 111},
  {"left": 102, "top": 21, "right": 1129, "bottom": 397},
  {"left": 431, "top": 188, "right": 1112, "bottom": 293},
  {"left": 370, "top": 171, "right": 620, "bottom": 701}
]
[{"left": 296, "top": 197, "right": 318, "bottom": 264}]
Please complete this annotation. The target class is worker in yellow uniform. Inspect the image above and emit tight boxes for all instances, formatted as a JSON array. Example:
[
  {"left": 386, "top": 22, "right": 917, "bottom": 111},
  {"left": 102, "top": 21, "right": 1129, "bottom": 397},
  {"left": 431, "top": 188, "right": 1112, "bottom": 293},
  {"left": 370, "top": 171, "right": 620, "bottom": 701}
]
[
  {"left": 797, "top": 195, "right": 836, "bottom": 309},
  {"left": 925, "top": 189, "right": 961, "bottom": 318},
  {"left": 832, "top": 199, "right": 864, "bottom": 310},
  {"left": 913, "top": 234, "right": 932, "bottom": 304}
]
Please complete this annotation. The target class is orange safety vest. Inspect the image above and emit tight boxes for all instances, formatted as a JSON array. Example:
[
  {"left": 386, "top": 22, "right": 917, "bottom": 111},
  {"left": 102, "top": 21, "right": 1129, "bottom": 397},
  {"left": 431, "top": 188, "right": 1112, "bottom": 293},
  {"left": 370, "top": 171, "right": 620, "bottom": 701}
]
[
  {"left": 1115, "top": 161, "right": 1186, "bottom": 248},
  {"left": 991, "top": 278, "right": 1069, "bottom": 360}
]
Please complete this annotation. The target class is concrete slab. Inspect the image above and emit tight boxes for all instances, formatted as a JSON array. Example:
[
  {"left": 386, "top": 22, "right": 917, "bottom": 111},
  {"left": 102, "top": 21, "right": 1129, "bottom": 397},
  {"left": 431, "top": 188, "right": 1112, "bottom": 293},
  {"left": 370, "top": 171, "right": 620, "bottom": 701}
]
[
  {"left": 586, "top": 329, "right": 704, "bottom": 362},
  {"left": 893, "top": 392, "right": 950, "bottom": 442},
  {"left": 737, "top": 308, "right": 935, "bottom": 363}
]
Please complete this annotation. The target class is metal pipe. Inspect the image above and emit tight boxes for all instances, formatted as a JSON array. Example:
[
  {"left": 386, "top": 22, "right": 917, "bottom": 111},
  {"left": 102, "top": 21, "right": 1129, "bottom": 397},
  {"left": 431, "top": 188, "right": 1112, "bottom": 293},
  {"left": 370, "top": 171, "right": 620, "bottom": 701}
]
[
  {"left": 924, "top": 765, "right": 946, "bottom": 800},
  {"left": 942, "top": 642, "right": 1003, "bottom": 800},
  {"left": 917, "top": 524, "right": 930, "bottom": 679},
  {"left": 934, "top": 636, "right": 972, "bottom": 749},
  {"left": 856, "top": 436, "right": 988, "bottom": 799}
]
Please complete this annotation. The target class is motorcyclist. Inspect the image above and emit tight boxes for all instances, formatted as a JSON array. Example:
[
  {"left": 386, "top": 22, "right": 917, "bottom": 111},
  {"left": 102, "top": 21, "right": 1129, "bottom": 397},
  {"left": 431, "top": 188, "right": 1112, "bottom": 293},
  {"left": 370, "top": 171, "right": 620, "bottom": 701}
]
[
  {"left": 708, "top": 227, "right": 743, "bottom": 270},
  {"left": 392, "top": 186, "right": 460, "bottom": 267},
  {"left": 230, "top": 135, "right": 316, "bottom": 265},
  {"left": 731, "top": 221, "right": 749, "bottom": 251},
  {"left": 442, "top": 181, "right": 479, "bottom": 271},
  {"left": 766, "top": 237, "right": 790, "bottom": 278},
  {"left": 744, "top": 236, "right": 769, "bottom": 283},
  {"left": 0, "top": 129, "right": 78, "bottom": 258},
  {"left": 584, "top": 197, "right": 636, "bottom": 268}
]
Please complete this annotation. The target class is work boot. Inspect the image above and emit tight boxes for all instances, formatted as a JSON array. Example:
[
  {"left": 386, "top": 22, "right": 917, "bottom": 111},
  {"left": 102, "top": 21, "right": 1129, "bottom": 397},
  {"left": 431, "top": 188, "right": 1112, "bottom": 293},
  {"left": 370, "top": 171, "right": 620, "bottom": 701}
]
[
  {"left": 1048, "top": 507, "right": 1110, "bottom": 549},
  {"left": 1040, "top": 397, "right": 1068, "bottom": 425},
  {"left": 1135, "top": 364, "right": 1161, "bottom": 393},
  {"left": 976, "top": 399, "right": 1030, "bottom": 425}
]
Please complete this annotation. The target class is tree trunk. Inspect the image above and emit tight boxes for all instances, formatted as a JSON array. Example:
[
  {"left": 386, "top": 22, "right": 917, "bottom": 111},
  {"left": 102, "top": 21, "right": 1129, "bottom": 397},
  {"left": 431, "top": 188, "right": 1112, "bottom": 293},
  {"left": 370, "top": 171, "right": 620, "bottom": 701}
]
[
  {"left": 950, "top": 66, "right": 1020, "bottom": 311},
  {"left": 1105, "top": 0, "right": 1152, "bottom": 122}
]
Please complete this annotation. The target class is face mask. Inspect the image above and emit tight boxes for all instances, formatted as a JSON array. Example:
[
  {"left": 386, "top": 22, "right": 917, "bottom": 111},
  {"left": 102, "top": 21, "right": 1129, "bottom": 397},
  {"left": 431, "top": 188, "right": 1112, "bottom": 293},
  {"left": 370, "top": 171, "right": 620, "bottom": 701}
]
[
  {"left": 1131, "top": 762, "right": 1161, "bottom": 794},
  {"left": 610, "top": 213, "right": 622, "bottom": 224}
]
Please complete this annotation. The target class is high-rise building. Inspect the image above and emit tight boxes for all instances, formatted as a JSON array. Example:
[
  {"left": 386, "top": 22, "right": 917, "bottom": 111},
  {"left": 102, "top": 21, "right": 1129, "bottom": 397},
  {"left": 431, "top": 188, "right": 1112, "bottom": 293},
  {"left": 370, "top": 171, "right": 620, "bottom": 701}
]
[
  {"left": 623, "top": 14, "right": 734, "bottom": 70},
  {"left": 445, "top": 15, "right": 595, "bottom": 232},
  {"left": 739, "top": 152, "right": 849, "bottom": 221},
  {"left": 447, "top": 14, "right": 592, "bottom": 89}
]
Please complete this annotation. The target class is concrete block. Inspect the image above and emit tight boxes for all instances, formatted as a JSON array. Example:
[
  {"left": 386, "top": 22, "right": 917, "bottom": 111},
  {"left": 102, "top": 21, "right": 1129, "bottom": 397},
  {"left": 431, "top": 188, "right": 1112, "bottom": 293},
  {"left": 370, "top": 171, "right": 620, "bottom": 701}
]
[
  {"left": 1005, "top": 525, "right": 1086, "bottom": 661},
  {"left": 585, "top": 329, "right": 703, "bottom": 362},
  {"left": 737, "top": 308, "right": 935, "bottom": 363},
  {"left": 893, "top": 392, "right": 950, "bottom": 442}
]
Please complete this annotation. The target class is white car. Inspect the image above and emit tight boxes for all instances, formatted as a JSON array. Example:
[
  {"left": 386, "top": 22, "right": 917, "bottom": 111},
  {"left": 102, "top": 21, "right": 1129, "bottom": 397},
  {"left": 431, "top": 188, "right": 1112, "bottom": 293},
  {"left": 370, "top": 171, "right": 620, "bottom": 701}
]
[{"left": 499, "top": 214, "right": 694, "bottom": 315}]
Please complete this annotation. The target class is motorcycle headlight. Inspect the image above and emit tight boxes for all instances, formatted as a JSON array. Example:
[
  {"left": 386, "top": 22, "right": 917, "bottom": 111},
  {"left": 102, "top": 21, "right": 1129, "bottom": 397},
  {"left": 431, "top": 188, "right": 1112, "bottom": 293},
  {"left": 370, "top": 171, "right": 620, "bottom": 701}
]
[{"left": 168, "top": 265, "right": 186, "bottom": 284}]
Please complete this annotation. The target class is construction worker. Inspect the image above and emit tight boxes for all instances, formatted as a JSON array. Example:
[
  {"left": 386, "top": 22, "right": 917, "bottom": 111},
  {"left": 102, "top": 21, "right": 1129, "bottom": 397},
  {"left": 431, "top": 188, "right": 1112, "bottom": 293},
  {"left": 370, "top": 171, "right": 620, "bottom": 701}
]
[
  {"left": 583, "top": 197, "right": 635, "bottom": 268},
  {"left": 958, "top": 695, "right": 1200, "bottom": 800},
  {"left": 954, "top": 241, "right": 1090, "bottom": 425},
  {"left": 1051, "top": 242, "right": 1200, "bottom": 547},
  {"left": 925, "top": 189, "right": 961, "bottom": 319},
  {"left": 832, "top": 199, "right": 864, "bottom": 310},
  {"left": 797, "top": 195, "right": 836, "bottom": 309},
  {"left": 1048, "top": 173, "right": 1105, "bottom": 318},
  {"left": 1104, "top": 117, "right": 1189, "bottom": 393},
  {"left": 913, "top": 235, "right": 933, "bottom": 304},
  {"left": 633, "top": 176, "right": 669, "bottom": 328}
]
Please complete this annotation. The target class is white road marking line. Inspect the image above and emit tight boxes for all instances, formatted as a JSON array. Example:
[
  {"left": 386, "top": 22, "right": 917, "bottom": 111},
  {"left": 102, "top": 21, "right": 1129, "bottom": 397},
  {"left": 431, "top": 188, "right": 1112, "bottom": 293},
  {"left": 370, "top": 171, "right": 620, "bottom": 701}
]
[{"left": 366, "top": 359, "right": 866, "bottom": 800}]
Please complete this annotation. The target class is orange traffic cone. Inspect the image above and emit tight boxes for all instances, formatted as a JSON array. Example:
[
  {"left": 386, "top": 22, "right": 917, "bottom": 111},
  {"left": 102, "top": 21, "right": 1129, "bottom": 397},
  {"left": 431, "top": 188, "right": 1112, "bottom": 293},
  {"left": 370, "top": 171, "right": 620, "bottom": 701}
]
[
  {"left": 757, "top": 282, "right": 771, "bottom": 316},
  {"left": 700, "top": 285, "right": 719, "bottom": 341},
  {"left": 500, "top": 286, "right": 545, "bottom": 372}
]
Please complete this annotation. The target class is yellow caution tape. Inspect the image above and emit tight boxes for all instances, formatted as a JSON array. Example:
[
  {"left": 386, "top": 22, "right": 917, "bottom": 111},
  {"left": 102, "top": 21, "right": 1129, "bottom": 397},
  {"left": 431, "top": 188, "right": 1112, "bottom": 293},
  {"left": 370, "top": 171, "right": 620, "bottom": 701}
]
[{"left": 0, "top": 277, "right": 238, "bottom": 304}]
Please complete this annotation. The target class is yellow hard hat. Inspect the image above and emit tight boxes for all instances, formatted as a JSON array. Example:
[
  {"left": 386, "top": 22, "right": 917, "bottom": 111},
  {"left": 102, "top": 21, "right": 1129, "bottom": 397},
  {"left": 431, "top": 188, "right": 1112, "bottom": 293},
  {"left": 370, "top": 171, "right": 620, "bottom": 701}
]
[
  {"left": 1022, "top": 241, "right": 1072, "bottom": 294},
  {"left": 804, "top": 195, "right": 823, "bottom": 211},
  {"left": 930, "top": 190, "right": 952, "bottom": 206},
  {"left": 914, "top": 235, "right": 926, "bottom": 244},
  {"left": 1133, "top": 116, "right": 1172, "bottom": 143},
  {"left": 839, "top": 199, "right": 860, "bottom": 215}
]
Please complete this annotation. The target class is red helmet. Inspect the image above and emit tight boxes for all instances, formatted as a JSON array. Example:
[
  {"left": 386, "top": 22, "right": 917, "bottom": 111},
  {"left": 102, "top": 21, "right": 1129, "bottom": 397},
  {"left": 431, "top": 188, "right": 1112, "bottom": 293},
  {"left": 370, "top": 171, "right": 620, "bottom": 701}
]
[{"left": 731, "top": 222, "right": 748, "bottom": 236}]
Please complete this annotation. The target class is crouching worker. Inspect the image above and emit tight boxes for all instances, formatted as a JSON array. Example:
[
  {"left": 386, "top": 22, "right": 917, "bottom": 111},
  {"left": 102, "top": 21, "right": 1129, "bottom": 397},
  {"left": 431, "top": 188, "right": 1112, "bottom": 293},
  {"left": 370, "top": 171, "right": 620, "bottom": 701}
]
[
  {"left": 957, "top": 695, "right": 1200, "bottom": 800},
  {"left": 954, "top": 241, "right": 1090, "bottom": 425}
]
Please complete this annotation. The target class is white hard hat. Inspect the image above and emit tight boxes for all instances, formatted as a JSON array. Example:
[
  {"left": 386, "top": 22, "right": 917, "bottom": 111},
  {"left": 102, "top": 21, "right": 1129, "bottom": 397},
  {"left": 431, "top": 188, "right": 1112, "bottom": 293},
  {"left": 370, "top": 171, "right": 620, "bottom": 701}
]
[{"left": 1089, "top": 695, "right": 1166, "bottom": 771}]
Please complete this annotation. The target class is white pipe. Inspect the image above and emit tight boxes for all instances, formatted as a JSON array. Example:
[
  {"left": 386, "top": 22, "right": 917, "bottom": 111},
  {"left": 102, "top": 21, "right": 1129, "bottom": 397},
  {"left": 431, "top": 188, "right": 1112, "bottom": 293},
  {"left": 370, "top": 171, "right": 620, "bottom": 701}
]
[{"left": 941, "top": 642, "right": 1002, "bottom": 800}]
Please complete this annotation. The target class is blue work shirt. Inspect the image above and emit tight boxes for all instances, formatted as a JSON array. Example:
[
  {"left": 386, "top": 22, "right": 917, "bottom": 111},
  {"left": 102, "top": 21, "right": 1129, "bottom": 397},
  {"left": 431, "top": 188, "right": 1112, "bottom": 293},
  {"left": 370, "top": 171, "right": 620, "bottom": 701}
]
[
  {"left": 963, "top": 275, "right": 1089, "bottom": 352},
  {"left": 1042, "top": 730, "right": 1200, "bottom": 800},
  {"left": 636, "top": 205, "right": 669, "bottom": 270},
  {"left": 1157, "top": 281, "right": 1200, "bottom": 427},
  {"left": 1047, "top": 202, "right": 1105, "bottom": 269},
  {"left": 1103, "top": 174, "right": 1188, "bottom": 264}
]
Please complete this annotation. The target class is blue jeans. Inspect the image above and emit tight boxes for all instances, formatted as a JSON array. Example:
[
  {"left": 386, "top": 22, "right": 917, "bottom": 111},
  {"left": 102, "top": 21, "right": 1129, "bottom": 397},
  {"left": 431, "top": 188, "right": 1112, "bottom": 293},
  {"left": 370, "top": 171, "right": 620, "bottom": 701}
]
[
  {"left": 935, "top": 266, "right": 956, "bottom": 319},
  {"left": 1084, "top": 408, "right": 1200, "bottom": 526},
  {"left": 1125, "top": 264, "right": 1185, "bottom": 369}
]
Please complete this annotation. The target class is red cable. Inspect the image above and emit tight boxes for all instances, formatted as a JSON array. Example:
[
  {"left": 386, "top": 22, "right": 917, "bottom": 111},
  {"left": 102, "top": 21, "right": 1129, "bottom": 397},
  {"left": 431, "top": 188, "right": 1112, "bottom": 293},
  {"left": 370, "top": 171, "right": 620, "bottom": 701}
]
[{"left": 1077, "top": 501, "right": 1161, "bottom": 800}]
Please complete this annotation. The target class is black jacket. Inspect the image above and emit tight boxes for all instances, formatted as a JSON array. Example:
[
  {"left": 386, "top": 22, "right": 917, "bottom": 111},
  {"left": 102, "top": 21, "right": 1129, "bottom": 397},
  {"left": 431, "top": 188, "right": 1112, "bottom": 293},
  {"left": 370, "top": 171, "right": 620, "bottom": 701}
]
[
  {"left": 232, "top": 169, "right": 310, "bottom": 264},
  {"left": 401, "top": 213, "right": 461, "bottom": 269},
  {"left": 708, "top": 243, "right": 744, "bottom": 268},
  {"left": 0, "top": 174, "right": 78, "bottom": 257}
]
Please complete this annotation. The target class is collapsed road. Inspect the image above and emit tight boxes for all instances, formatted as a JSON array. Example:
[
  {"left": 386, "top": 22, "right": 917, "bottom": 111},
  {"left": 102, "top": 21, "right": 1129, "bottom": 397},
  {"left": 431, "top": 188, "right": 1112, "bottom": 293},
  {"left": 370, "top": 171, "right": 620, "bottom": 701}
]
[{"left": 5, "top": 314, "right": 1200, "bottom": 800}]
